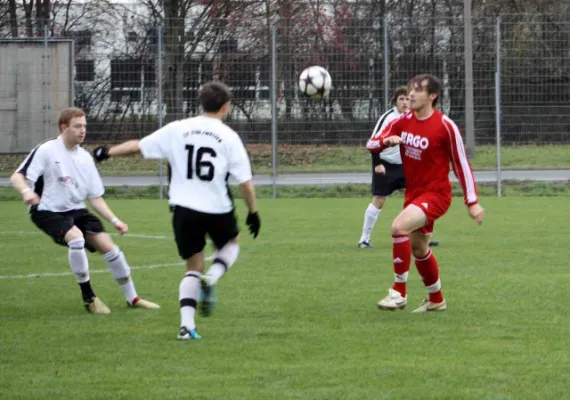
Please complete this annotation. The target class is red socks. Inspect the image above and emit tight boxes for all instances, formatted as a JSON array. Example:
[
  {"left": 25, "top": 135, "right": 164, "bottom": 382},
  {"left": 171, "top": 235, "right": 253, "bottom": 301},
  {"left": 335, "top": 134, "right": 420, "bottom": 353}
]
[
  {"left": 391, "top": 235, "right": 411, "bottom": 297},
  {"left": 414, "top": 250, "right": 444, "bottom": 303},
  {"left": 390, "top": 236, "right": 445, "bottom": 304}
]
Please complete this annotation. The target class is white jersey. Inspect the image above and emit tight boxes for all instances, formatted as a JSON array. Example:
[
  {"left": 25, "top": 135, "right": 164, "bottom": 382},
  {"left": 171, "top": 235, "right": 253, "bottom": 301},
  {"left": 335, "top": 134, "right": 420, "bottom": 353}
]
[
  {"left": 139, "top": 115, "right": 252, "bottom": 214},
  {"left": 17, "top": 136, "right": 105, "bottom": 212},
  {"left": 370, "top": 107, "right": 403, "bottom": 164}
]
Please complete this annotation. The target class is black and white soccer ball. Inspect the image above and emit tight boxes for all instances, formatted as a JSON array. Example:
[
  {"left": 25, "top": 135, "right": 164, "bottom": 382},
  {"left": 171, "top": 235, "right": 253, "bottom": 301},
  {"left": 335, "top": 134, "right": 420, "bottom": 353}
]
[{"left": 298, "top": 66, "right": 332, "bottom": 100}]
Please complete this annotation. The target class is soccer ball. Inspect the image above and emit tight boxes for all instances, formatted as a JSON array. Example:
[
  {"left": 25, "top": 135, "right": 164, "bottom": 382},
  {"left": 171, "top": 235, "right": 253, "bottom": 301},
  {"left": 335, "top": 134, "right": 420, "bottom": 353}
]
[{"left": 299, "top": 66, "right": 332, "bottom": 100}]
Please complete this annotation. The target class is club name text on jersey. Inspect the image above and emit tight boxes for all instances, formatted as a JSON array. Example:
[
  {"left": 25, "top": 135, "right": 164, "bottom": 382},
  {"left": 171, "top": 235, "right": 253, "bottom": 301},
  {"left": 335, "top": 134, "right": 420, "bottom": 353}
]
[{"left": 184, "top": 130, "right": 223, "bottom": 143}]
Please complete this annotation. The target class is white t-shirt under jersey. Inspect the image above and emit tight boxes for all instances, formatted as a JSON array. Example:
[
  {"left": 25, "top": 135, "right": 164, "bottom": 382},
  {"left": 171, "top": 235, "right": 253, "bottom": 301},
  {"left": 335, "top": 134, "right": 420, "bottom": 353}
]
[
  {"left": 17, "top": 136, "right": 105, "bottom": 212},
  {"left": 370, "top": 107, "right": 403, "bottom": 164},
  {"left": 139, "top": 115, "right": 252, "bottom": 214}
]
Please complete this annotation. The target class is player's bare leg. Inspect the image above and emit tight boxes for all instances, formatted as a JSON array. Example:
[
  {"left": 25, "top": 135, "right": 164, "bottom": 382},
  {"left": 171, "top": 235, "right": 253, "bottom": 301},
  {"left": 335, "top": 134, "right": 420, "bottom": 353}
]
[
  {"left": 410, "top": 232, "right": 447, "bottom": 312},
  {"left": 200, "top": 237, "right": 240, "bottom": 317},
  {"left": 86, "top": 232, "right": 159, "bottom": 310},
  {"left": 377, "top": 204, "right": 425, "bottom": 310},
  {"left": 359, "top": 196, "right": 385, "bottom": 248},
  {"left": 64, "top": 227, "right": 110, "bottom": 315},
  {"left": 178, "top": 252, "right": 204, "bottom": 340}
]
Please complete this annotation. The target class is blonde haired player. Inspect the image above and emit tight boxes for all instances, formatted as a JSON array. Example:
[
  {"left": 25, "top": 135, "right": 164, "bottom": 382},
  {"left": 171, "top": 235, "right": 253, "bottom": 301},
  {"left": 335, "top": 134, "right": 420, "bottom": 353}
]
[{"left": 10, "top": 107, "right": 159, "bottom": 314}]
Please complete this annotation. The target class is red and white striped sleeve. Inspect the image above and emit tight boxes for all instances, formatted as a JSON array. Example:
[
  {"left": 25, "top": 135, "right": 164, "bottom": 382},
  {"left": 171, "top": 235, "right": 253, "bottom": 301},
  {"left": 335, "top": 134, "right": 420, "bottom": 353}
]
[
  {"left": 442, "top": 116, "right": 479, "bottom": 206},
  {"left": 366, "top": 113, "right": 405, "bottom": 154}
]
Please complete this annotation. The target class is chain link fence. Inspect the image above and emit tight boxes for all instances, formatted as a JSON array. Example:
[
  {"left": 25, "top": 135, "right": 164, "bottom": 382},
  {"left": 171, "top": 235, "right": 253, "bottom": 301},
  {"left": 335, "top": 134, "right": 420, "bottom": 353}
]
[{"left": 1, "top": 6, "right": 569, "bottom": 197}]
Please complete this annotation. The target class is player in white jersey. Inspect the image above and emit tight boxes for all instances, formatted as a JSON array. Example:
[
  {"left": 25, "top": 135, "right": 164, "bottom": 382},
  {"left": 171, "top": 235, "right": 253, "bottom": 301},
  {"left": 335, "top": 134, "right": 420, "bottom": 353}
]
[
  {"left": 92, "top": 81, "right": 260, "bottom": 340},
  {"left": 358, "top": 86, "right": 439, "bottom": 248},
  {"left": 10, "top": 107, "right": 160, "bottom": 314}
]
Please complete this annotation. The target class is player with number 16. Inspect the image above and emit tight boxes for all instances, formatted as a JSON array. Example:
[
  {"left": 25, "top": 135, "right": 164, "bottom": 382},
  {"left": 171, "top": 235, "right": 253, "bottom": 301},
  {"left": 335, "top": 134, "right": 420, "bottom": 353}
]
[{"left": 93, "top": 81, "right": 261, "bottom": 340}]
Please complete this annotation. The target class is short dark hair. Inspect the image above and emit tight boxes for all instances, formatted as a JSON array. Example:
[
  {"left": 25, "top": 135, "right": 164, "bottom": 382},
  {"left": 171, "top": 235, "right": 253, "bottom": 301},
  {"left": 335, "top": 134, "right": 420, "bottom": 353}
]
[
  {"left": 58, "top": 107, "right": 86, "bottom": 132},
  {"left": 199, "top": 81, "right": 232, "bottom": 112},
  {"left": 391, "top": 86, "right": 409, "bottom": 105},
  {"left": 409, "top": 74, "right": 442, "bottom": 106}
]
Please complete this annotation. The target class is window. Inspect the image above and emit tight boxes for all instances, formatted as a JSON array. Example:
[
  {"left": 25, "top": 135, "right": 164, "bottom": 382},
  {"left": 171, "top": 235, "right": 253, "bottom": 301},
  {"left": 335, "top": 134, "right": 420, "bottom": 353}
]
[
  {"left": 75, "top": 59, "right": 95, "bottom": 81},
  {"left": 225, "top": 56, "right": 256, "bottom": 100},
  {"left": 110, "top": 58, "right": 141, "bottom": 89},
  {"left": 143, "top": 61, "right": 156, "bottom": 88},
  {"left": 259, "top": 56, "right": 271, "bottom": 87},
  {"left": 147, "top": 27, "right": 165, "bottom": 49},
  {"left": 66, "top": 30, "right": 92, "bottom": 49},
  {"left": 227, "top": 56, "right": 256, "bottom": 88},
  {"left": 184, "top": 59, "right": 201, "bottom": 89},
  {"left": 201, "top": 61, "right": 213, "bottom": 83},
  {"left": 127, "top": 31, "right": 138, "bottom": 42},
  {"left": 218, "top": 38, "right": 238, "bottom": 55},
  {"left": 110, "top": 89, "right": 140, "bottom": 102}
]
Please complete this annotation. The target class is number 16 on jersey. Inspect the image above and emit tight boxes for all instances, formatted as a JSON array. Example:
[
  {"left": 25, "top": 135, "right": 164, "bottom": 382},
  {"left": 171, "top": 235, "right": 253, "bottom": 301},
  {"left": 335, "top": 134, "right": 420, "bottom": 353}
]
[{"left": 186, "top": 145, "right": 216, "bottom": 182}]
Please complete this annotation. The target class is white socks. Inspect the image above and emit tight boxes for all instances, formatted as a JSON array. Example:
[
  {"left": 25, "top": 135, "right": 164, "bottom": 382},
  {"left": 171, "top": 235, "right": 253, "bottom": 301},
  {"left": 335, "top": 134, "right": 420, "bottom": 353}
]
[
  {"left": 179, "top": 272, "right": 201, "bottom": 331},
  {"left": 360, "top": 203, "right": 382, "bottom": 242},
  {"left": 204, "top": 242, "right": 240, "bottom": 286},
  {"left": 104, "top": 246, "right": 138, "bottom": 304},
  {"left": 68, "top": 237, "right": 90, "bottom": 283}
]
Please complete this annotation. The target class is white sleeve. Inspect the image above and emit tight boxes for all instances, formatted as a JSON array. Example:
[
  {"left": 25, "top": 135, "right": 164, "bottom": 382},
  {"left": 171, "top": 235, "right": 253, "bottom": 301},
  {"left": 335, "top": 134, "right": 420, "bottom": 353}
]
[
  {"left": 139, "top": 123, "right": 175, "bottom": 159},
  {"left": 227, "top": 136, "right": 252, "bottom": 184},
  {"left": 88, "top": 160, "right": 105, "bottom": 198},
  {"left": 16, "top": 144, "right": 47, "bottom": 183}
]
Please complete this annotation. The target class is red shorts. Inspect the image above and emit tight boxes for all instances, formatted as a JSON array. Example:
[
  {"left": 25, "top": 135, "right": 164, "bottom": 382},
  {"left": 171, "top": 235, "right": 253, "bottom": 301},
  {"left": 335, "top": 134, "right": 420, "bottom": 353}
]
[{"left": 404, "top": 192, "right": 451, "bottom": 235}]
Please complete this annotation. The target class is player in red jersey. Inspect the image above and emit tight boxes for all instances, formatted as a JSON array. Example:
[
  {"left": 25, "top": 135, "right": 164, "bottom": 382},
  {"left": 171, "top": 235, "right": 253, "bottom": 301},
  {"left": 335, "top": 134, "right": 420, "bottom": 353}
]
[{"left": 366, "top": 74, "right": 484, "bottom": 312}]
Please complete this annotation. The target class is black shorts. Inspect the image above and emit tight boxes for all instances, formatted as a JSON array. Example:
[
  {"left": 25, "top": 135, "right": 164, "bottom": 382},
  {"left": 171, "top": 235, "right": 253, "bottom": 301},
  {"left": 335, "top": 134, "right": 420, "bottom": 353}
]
[
  {"left": 371, "top": 159, "right": 406, "bottom": 196},
  {"left": 30, "top": 208, "right": 105, "bottom": 253},
  {"left": 172, "top": 205, "right": 239, "bottom": 260}
]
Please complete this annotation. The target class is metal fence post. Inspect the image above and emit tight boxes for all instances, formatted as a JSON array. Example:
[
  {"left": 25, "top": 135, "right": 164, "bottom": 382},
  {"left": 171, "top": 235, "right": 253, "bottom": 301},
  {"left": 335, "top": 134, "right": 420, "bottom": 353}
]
[
  {"left": 271, "top": 23, "right": 278, "bottom": 199},
  {"left": 383, "top": 16, "right": 389, "bottom": 109},
  {"left": 495, "top": 16, "right": 502, "bottom": 198},
  {"left": 464, "top": 0, "right": 475, "bottom": 158},
  {"left": 43, "top": 24, "right": 50, "bottom": 140},
  {"left": 157, "top": 24, "right": 164, "bottom": 200}
]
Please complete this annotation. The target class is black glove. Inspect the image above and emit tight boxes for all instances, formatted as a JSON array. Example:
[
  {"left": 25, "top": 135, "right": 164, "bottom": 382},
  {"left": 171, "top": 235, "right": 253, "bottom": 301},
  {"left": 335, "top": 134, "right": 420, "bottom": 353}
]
[
  {"left": 246, "top": 211, "right": 261, "bottom": 239},
  {"left": 92, "top": 145, "right": 110, "bottom": 163}
]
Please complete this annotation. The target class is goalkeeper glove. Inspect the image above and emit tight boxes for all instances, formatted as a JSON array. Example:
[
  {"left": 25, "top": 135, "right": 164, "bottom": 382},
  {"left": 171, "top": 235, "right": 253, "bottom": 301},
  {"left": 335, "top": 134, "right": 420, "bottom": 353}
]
[{"left": 246, "top": 211, "right": 261, "bottom": 238}]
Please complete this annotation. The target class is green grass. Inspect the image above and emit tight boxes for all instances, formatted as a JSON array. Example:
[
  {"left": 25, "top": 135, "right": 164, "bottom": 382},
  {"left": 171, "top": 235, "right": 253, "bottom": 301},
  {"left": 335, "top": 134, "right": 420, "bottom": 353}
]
[
  {"left": 1, "top": 144, "right": 570, "bottom": 177},
  {"left": 2, "top": 179, "right": 570, "bottom": 202},
  {"left": 1, "top": 197, "right": 570, "bottom": 399}
]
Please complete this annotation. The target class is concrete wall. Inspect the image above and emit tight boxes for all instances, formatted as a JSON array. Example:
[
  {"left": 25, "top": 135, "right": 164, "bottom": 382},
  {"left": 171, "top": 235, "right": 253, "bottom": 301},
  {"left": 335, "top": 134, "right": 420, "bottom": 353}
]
[{"left": 0, "top": 40, "right": 72, "bottom": 153}]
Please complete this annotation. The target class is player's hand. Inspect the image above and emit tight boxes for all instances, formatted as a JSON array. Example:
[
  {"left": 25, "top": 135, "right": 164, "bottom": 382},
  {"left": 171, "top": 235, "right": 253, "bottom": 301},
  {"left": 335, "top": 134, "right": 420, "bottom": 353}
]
[
  {"left": 468, "top": 203, "right": 485, "bottom": 225},
  {"left": 114, "top": 220, "right": 129, "bottom": 235},
  {"left": 383, "top": 136, "right": 402, "bottom": 147},
  {"left": 246, "top": 211, "right": 261, "bottom": 239},
  {"left": 22, "top": 189, "right": 40, "bottom": 206},
  {"left": 374, "top": 165, "right": 386, "bottom": 175},
  {"left": 92, "top": 146, "right": 110, "bottom": 163}
]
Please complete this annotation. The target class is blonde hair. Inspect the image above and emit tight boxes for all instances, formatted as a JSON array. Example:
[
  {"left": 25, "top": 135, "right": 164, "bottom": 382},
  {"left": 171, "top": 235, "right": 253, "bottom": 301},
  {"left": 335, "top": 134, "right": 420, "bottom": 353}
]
[{"left": 58, "top": 107, "right": 86, "bottom": 132}]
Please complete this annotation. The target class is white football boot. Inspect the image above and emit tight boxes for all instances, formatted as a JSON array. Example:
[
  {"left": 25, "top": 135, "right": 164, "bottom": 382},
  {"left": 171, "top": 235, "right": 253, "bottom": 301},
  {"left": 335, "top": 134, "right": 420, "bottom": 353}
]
[
  {"left": 412, "top": 298, "right": 447, "bottom": 313},
  {"left": 377, "top": 288, "right": 407, "bottom": 310}
]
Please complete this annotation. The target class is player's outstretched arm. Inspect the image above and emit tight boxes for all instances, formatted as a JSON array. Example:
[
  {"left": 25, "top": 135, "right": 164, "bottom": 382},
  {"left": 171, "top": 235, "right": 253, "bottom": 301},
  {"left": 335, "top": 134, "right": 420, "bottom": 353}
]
[
  {"left": 238, "top": 180, "right": 260, "bottom": 238},
  {"left": 88, "top": 196, "right": 128, "bottom": 235},
  {"left": 93, "top": 140, "right": 141, "bottom": 162}
]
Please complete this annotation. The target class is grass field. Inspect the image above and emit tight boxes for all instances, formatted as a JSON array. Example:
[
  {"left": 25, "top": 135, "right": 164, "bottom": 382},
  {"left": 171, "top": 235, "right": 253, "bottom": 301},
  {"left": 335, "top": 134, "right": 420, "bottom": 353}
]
[
  {"left": 1, "top": 196, "right": 570, "bottom": 399},
  {"left": 1, "top": 144, "right": 570, "bottom": 177}
]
